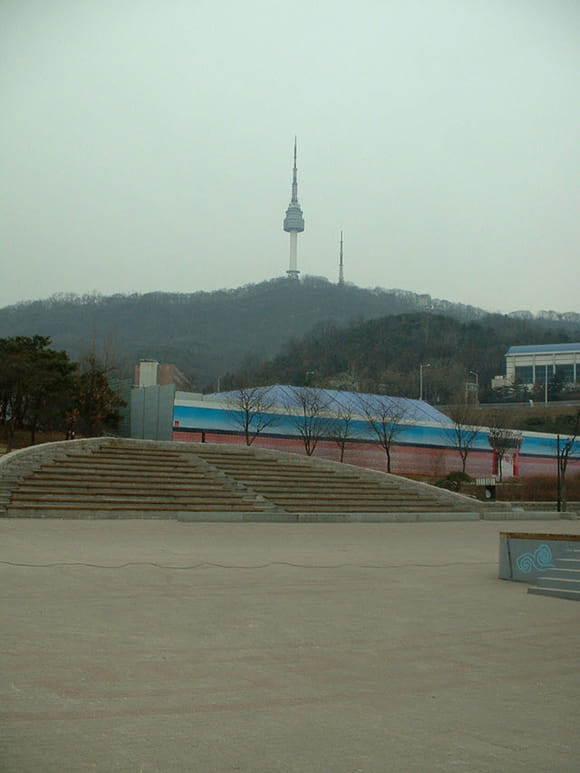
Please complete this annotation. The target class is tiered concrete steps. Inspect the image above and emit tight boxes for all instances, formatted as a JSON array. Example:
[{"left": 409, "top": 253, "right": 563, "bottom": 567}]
[
  {"left": 528, "top": 549, "right": 580, "bottom": 601},
  {"left": 192, "top": 444, "right": 476, "bottom": 515},
  {"left": 3, "top": 442, "right": 276, "bottom": 518},
  {"left": 0, "top": 438, "right": 481, "bottom": 520}
]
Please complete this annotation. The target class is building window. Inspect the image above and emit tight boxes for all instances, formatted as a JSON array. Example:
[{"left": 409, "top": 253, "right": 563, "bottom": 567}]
[
  {"left": 535, "top": 365, "right": 554, "bottom": 384},
  {"left": 555, "top": 364, "right": 575, "bottom": 383},
  {"left": 515, "top": 366, "right": 533, "bottom": 384}
]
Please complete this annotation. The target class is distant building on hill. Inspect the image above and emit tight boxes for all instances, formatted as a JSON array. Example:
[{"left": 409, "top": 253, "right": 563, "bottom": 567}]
[
  {"left": 134, "top": 360, "right": 190, "bottom": 390},
  {"left": 505, "top": 343, "right": 580, "bottom": 388}
]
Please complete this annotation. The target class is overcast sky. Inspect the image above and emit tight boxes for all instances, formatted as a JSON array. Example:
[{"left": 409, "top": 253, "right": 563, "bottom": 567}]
[{"left": 2, "top": 0, "right": 579, "bottom": 313}]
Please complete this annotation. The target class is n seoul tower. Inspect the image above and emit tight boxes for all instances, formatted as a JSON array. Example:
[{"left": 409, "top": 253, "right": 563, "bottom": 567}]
[{"left": 283, "top": 137, "right": 305, "bottom": 279}]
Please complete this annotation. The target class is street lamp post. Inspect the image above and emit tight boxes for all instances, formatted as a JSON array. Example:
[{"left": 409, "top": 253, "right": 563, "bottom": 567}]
[
  {"left": 557, "top": 434, "right": 561, "bottom": 512},
  {"left": 469, "top": 370, "right": 479, "bottom": 405},
  {"left": 419, "top": 364, "right": 431, "bottom": 401}
]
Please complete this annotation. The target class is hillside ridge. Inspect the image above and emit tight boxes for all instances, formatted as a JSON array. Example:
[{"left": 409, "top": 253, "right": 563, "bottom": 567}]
[{"left": 1, "top": 277, "right": 578, "bottom": 391}]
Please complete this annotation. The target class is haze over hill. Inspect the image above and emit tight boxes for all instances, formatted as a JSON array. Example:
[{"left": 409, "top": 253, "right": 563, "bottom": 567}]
[
  {"left": 3, "top": 3, "right": 579, "bottom": 312},
  {"left": 1, "top": 278, "right": 578, "bottom": 392}
]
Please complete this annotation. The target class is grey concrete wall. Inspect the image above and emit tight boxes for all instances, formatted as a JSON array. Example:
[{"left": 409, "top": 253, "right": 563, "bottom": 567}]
[
  {"left": 498, "top": 533, "right": 580, "bottom": 582},
  {"left": 130, "top": 385, "right": 175, "bottom": 440}
]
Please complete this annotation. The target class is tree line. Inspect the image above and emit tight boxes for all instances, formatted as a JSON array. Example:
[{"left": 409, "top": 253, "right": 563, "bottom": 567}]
[
  {"left": 227, "top": 385, "right": 413, "bottom": 471},
  {"left": 228, "top": 386, "right": 580, "bottom": 509},
  {"left": 0, "top": 336, "right": 125, "bottom": 449},
  {"left": 221, "top": 312, "right": 580, "bottom": 404},
  {"left": 2, "top": 278, "right": 579, "bottom": 392}
]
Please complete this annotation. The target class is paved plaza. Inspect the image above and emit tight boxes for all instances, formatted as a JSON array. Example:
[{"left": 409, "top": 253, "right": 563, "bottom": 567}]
[{"left": 1, "top": 518, "right": 579, "bottom": 772}]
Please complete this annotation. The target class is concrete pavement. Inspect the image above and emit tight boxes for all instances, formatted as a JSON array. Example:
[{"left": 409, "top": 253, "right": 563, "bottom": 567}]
[{"left": 1, "top": 518, "right": 579, "bottom": 772}]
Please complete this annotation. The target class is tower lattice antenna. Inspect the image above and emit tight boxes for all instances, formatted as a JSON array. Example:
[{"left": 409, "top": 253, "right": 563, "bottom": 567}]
[
  {"left": 283, "top": 137, "right": 305, "bottom": 279},
  {"left": 291, "top": 137, "right": 298, "bottom": 203},
  {"left": 338, "top": 231, "right": 344, "bottom": 285}
]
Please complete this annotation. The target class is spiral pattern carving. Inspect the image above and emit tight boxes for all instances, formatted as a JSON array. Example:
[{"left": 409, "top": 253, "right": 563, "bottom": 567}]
[{"left": 515, "top": 544, "right": 555, "bottom": 574}]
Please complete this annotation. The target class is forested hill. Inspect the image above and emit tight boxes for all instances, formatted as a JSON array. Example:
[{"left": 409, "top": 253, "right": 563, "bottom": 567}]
[
  {"left": 0, "top": 277, "right": 487, "bottom": 388},
  {"left": 224, "top": 312, "right": 580, "bottom": 404},
  {"left": 0, "top": 277, "right": 578, "bottom": 392}
]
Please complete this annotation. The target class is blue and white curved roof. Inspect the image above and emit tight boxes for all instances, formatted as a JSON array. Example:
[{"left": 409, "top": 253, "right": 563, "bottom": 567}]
[
  {"left": 206, "top": 385, "right": 453, "bottom": 426},
  {"left": 506, "top": 343, "right": 580, "bottom": 356}
]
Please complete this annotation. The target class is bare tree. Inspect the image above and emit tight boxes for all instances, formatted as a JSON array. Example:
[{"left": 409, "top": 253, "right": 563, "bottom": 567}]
[
  {"left": 486, "top": 412, "right": 523, "bottom": 482},
  {"left": 360, "top": 395, "right": 408, "bottom": 473},
  {"left": 557, "top": 409, "right": 580, "bottom": 512},
  {"left": 328, "top": 396, "right": 359, "bottom": 462},
  {"left": 228, "top": 386, "right": 278, "bottom": 446},
  {"left": 447, "top": 403, "right": 481, "bottom": 474},
  {"left": 284, "top": 387, "right": 330, "bottom": 456}
]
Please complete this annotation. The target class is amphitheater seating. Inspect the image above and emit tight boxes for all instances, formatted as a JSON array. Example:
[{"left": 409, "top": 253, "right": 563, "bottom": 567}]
[
  {"left": 192, "top": 445, "right": 466, "bottom": 514},
  {"left": 0, "top": 438, "right": 481, "bottom": 520}
]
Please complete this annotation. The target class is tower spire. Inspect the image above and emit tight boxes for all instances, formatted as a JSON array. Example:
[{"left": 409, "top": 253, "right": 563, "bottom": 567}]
[
  {"left": 283, "top": 137, "right": 305, "bottom": 279},
  {"left": 338, "top": 231, "right": 344, "bottom": 285},
  {"left": 291, "top": 136, "right": 298, "bottom": 203}
]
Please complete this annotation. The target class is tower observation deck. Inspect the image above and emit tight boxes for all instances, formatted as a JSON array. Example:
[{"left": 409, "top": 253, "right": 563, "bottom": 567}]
[{"left": 283, "top": 138, "right": 304, "bottom": 279}]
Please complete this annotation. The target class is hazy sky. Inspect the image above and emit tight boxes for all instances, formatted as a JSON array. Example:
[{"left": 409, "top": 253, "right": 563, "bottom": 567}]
[{"left": 2, "top": 0, "right": 579, "bottom": 313}]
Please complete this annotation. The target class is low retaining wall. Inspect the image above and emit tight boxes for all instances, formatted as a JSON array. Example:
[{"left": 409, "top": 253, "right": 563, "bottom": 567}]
[
  {"left": 177, "top": 511, "right": 483, "bottom": 523},
  {"left": 178, "top": 511, "right": 577, "bottom": 524},
  {"left": 498, "top": 532, "right": 580, "bottom": 583}
]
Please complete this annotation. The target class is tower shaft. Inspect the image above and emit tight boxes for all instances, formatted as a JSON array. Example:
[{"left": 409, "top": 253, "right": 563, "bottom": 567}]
[{"left": 288, "top": 232, "right": 298, "bottom": 278}]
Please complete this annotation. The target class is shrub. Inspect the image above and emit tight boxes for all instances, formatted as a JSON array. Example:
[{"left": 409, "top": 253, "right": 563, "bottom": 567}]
[{"left": 435, "top": 471, "right": 473, "bottom": 492}]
